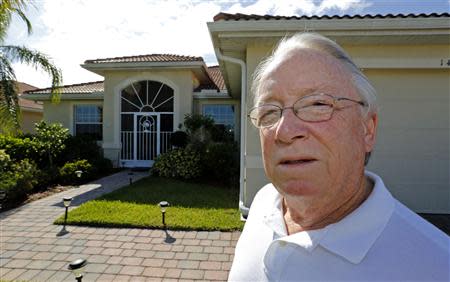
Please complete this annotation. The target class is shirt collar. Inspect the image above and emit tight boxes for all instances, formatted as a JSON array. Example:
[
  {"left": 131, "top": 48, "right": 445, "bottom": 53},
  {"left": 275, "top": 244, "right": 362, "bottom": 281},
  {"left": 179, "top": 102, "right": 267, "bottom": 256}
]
[
  {"left": 320, "top": 171, "right": 395, "bottom": 264},
  {"left": 262, "top": 170, "right": 395, "bottom": 264}
]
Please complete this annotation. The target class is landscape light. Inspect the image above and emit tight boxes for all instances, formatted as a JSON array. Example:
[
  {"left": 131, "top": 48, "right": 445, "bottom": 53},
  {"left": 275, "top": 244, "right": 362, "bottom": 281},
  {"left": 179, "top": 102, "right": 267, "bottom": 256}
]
[
  {"left": 159, "top": 201, "right": 170, "bottom": 226},
  {"left": 68, "top": 258, "right": 87, "bottom": 282},
  {"left": 62, "top": 197, "right": 73, "bottom": 231},
  {"left": 128, "top": 171, "right": 134, "bottom": 185},
  {"left": 75, "top": 170, "right": 83, "bottom": 178}
]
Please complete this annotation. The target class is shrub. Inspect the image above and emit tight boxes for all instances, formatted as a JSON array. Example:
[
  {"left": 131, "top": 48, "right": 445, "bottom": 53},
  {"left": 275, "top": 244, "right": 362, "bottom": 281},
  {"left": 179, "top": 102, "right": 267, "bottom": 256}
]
[
  {"left": 58, "top": 135, "right": 102, "bottom": 164},
  {"left": 184, "top": 114, "right": 215, "bottom": 150},
  {"left": 170, "top": 130, "right": 188, "bottom": 148},
  {"left": 152, "top": 148, "right": 202, "bottom": 180},
  {"left": 33, "top": 121, "right": 69, "bottom": 168},
  {"left": 92, "top": 157, "right": 113, "bottom": 176},
  {"left": 0, "top": 134, "right": 40, "bottom": 162},
  {"left": 184, "top": 114, "right": 214, "bottom": 134},
  {"left": 0, "top": 150, "right": 38, "bottom": 207},
  {"left": 59, "top": 159, "right": 93, "bottom": 185},
  {"left": 204, "top": 142, "right": 239, "bottom": 186},
  {"left": 58, "top": 135, "right": 113, "bottom": 177}
]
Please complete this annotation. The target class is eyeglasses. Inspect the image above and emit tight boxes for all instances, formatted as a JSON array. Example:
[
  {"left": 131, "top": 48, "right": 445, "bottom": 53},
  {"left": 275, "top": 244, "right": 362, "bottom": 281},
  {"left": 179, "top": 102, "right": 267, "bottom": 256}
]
[{"left": 248, "top": 93, "right": 367, "bottom": 128}]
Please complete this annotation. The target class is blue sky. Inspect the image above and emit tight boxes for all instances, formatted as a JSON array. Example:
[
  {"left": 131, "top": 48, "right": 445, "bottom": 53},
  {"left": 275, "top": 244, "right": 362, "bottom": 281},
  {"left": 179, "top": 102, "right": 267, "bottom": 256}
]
[{"left": 8, "top": 0, "right": 450, "bottom": 88}]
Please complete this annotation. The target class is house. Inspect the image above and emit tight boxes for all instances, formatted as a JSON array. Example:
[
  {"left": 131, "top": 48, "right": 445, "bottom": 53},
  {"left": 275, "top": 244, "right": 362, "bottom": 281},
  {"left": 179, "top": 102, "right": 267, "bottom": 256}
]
[
  {"left": 23, "top": 12, "right": 449, "bottom": 214},
  {"left": 16, "top": 82, "right": 43, "bottom": 133},
  {"left": 23, "top": 55, "right": 237, "bottom": 168}
]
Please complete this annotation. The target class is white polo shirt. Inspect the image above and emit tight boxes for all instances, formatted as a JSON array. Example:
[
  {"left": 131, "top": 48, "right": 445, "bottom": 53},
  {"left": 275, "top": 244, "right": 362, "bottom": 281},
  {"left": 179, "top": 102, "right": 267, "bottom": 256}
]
[{"left": 229, "top": 171, "right": 449, "bottom": 281}]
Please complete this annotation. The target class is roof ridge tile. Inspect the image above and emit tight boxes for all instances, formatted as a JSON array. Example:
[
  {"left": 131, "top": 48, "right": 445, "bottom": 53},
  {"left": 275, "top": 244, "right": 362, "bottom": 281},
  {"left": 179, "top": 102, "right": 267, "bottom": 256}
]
[{"left": 213, "top": 12, "right": 450, "bottom": 21}]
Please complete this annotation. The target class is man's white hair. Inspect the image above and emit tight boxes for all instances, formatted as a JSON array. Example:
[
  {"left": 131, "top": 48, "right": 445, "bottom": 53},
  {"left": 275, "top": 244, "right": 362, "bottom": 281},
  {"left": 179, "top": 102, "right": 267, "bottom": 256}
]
[{"left": 251, "top": 32, "right": 378, "bottom": 114}]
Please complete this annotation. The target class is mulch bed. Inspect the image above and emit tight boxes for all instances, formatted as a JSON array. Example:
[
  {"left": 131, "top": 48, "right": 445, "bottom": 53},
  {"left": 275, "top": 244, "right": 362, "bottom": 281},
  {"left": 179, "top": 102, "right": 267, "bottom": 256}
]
[{"left": 23, "top": 185, "right": 75, "bottom": 204}]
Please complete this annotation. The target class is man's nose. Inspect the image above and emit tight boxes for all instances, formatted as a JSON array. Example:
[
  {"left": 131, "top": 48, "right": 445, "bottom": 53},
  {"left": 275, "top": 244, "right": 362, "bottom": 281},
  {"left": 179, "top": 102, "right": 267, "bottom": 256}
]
[{"left": 274, "top": 108, "right": 308, "bottom": 144}]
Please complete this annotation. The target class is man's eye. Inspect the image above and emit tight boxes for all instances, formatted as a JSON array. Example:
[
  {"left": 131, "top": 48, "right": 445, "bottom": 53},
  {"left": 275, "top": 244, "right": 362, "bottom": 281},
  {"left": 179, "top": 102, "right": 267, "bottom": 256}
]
[
  {"left": 260, "top": 109, "right": 278, "bottom": 118},
  {"left": 312, "top": 101, "right": 330, "bottom": 106}
]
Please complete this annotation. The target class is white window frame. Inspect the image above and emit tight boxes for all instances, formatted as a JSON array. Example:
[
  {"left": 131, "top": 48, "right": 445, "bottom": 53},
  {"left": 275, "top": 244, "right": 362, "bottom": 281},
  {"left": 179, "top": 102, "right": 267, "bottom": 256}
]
[
  {"left": 202, "top": 104, "right": 235, "bottom": 128},
  {"left": 74, "top": 104, "right": 103, "bottom": 140}
]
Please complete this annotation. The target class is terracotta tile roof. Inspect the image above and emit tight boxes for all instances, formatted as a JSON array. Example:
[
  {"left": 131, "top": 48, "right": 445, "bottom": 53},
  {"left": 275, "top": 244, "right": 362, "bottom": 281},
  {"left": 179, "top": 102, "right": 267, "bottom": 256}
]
[
  {"left": 16, "top": 81, "right": 38, "bottom": 93},
  {"left": 85, "top": 54, "right": 204, "bottom": 64},
  {"left": 213, "top": 12, "right": 450, "bottom": 21},
  {"left": 24, "top": 81, "right": 104, "bottom": 95},
  {"left": 207, "top": 66, "right": 226, "bottom": 90},
  {"left": 15, "top": 82, "right": 43, "bottom": 110}
]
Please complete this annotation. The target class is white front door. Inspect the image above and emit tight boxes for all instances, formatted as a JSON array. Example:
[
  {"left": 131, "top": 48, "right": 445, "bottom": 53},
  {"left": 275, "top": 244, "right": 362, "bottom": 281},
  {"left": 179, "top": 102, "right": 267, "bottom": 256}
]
[{"left": 132, "top": 113, "right": 160, "bottom": 167}]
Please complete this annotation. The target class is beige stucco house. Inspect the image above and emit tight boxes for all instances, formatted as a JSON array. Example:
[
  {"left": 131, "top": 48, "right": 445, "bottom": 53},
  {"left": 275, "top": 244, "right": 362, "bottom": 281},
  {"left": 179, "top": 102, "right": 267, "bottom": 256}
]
[
  {"left": 16, "top": 82, "right": 43, "bottom": 133},
  {"left": 208, "top": 12, "right": 450, "bottom": 215},
  {"left": 23, "top": 12, "right": 449, "bottom": 214},
  {"left": 24, "top": 55, "right": 237, "bottom": 168}
]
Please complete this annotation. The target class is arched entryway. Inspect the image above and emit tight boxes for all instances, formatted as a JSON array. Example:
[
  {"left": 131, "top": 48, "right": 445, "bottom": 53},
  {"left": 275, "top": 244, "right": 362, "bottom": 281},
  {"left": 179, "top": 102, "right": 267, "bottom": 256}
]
[{"left": 120, "top": 80, "right": 174, "bottom": 167}]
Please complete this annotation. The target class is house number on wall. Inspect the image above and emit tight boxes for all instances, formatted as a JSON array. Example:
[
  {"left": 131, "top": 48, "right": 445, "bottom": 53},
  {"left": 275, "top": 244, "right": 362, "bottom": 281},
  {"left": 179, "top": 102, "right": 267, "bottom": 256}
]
[{"left": 440, "top": 59, "right": 450, "bottom": 67}]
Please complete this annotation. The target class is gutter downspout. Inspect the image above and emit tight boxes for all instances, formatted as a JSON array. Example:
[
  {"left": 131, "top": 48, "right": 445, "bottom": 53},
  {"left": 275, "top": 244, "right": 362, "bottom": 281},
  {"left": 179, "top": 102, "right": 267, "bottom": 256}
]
[{"left": 214, "top": 48, "right": 250, "bottom": 218}]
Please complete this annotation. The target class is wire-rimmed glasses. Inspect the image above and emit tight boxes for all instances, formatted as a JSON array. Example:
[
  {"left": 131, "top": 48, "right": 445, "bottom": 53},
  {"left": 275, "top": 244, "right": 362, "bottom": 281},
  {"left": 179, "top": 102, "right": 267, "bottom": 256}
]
[{"left": 248, "top": 93, "right": 367, "bottom": 128}]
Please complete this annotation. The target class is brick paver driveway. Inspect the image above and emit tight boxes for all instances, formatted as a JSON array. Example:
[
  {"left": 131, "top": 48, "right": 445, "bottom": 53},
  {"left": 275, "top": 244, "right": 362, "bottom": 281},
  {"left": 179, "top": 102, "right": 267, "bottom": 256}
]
[{"left": 0, "top": 170, "right": 241, "bottom": 281}]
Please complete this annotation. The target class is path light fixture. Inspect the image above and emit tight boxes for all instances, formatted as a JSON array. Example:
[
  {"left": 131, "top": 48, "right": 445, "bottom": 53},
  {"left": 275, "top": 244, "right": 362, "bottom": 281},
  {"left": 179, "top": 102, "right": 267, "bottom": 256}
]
[
  {"left": 128, "top": 171, "right": 134, "bottom": 185},
  {"left": 75, "top": 170, "right": 83, "bottom": 178},
  {"left": 68, "top": 258, "right": 87, "bottom": 282},
  {"left": 0, "top": 190, "right": 6, "bottom": 210},
  {"left": 74, "top": 170, "right": 83, "bottom": 188},
  {"left": 159, "top": 201, "right": 169, "bottom": 226},
  {"left": 63, "top": 197, "right": 72, "bottom": 230}
]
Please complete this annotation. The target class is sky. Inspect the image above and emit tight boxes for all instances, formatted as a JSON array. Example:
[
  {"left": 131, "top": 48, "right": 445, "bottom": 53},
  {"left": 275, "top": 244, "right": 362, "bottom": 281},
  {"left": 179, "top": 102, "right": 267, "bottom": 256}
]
[{"left": 7, "top": 0, "right": 450, "bottom": 88}]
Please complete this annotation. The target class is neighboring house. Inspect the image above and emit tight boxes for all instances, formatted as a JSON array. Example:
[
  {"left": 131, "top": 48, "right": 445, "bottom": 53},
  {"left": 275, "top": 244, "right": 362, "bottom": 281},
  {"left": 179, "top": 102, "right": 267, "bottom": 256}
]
[
  {"left": 16, "top": 82, "right": 43, "bottom": 133},
  {"left": 23, "top": 55, "right": 238, "bottom": 168},
  {"left": 23, "top": 12, "right": 449, "bottom": 214}
]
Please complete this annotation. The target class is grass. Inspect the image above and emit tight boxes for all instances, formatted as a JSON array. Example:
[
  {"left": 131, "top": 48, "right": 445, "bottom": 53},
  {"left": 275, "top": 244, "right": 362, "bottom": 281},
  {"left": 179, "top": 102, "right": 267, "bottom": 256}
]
[{"left": 54, "top": 176, "right": 244, "bottom": 231}]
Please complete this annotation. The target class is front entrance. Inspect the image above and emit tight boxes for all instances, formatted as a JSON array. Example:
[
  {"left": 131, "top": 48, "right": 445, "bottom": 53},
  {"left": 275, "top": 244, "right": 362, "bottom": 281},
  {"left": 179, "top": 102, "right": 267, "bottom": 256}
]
[
  {"left": 134, "top": 113, "right": 159, "bottom": 166},
  {"left": 120, "top": 80, "right": 174, "bottom": 167}
]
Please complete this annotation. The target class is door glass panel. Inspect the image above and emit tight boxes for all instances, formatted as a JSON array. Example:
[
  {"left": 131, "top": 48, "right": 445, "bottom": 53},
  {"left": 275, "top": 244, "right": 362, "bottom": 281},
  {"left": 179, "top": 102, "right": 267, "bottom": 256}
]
[{"left": 120, "top": 80, "right": 174, "bottom": 164}]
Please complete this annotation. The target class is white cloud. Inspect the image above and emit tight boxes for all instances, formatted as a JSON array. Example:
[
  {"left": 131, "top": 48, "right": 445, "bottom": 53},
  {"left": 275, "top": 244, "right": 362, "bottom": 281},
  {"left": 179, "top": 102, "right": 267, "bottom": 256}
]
[
  {"left": 225, "top": 0, "right": 371, "bottom": 16},
  {"left": 10, "top": 0, "right": 370, "bottom": 88}
]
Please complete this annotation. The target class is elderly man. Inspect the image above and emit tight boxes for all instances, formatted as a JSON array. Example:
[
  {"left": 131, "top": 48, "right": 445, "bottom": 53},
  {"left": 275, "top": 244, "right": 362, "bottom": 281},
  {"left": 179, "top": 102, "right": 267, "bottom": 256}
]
[{"left": 228, "top": 33, "right": 449, "bottom": 281}]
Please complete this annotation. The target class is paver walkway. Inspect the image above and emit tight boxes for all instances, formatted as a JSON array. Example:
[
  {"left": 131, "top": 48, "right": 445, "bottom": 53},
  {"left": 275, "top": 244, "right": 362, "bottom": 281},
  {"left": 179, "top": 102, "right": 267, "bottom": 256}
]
[{"left": 0, "top": 170, "right": 241, "bottom": 281}]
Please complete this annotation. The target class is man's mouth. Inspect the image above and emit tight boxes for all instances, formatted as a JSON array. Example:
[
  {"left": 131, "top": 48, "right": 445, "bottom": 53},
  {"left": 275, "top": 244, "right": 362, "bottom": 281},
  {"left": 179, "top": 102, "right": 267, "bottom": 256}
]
[{"left": 280, "top": 158, "right": 316, "bottom": 165}]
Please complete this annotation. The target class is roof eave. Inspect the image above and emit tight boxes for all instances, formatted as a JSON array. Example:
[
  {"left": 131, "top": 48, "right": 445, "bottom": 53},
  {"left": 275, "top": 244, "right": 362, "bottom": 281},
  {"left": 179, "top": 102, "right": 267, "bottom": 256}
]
[
  {"left": 81, "top": 61, "right": 207, "bottom": 75},
  {"left": 20, "top": 106, "right": 43, "bottom": 113},
  {"left": 21, "top": 92, "right": 104, "bottom": 101},
  {"left": 208, "top": 16, "right": 450, "bottom": 34},
  {"left": 81, "top": 61, "right": 216, "bottom": 88}
]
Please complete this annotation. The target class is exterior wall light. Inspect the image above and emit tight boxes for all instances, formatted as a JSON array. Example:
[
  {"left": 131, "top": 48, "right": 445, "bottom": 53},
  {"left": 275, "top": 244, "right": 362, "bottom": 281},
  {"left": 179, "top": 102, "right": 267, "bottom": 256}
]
[
  {"left": 159, "top": 201, "right": 170, "bottom": 226},
  {"left": 68, "top": 258, "right": 87, "bottom": 281}
]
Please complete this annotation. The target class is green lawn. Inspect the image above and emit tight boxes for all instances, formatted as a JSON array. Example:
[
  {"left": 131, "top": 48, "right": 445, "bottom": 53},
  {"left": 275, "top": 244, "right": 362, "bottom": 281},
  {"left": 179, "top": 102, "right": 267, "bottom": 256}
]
[{"left": 55, "top": 177, "right": 244, "bottom": 231}]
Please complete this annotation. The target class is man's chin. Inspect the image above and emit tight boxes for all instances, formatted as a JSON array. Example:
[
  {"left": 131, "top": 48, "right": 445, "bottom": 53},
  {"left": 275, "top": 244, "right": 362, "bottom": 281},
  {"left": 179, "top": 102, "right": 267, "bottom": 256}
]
[{"left": 275, "top": 180, "right": 318, "bottom": 197}]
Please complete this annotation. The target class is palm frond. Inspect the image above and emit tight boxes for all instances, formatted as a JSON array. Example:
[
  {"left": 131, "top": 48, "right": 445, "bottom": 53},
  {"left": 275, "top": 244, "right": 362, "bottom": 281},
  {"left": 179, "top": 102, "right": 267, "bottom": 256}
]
[
  {"left": 0, "top": 54, "right": 19, "bottom": 128},
  {"left": 0, "top": 99, "right": 19, "bottom": 134},
  {"left": 12, "top": 7, "right": 32, "bottom": 34},
  {"left": 1, "top": 45, "right": 63, "bottom": 103},
  {"left": 0, "top": 0, "right": 34, "bottom": 42}
]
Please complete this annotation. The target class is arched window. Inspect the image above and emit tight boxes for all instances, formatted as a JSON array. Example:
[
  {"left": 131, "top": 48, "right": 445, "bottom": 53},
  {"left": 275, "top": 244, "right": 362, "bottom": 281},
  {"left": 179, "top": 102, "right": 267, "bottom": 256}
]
[{"left": 120, "top": 80, "right": 174, "bottom": 165}]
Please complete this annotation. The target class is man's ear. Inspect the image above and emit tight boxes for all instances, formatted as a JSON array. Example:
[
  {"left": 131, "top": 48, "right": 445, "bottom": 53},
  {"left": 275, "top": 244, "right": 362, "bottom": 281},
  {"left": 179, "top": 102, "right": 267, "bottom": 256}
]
[{"left": 363, "top": 112, "right": 378, "bottom": 153}]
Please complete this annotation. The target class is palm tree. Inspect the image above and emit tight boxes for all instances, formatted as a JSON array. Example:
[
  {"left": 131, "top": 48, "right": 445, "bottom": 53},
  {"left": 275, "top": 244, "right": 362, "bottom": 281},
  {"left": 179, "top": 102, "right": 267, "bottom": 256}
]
[{"left": 0, "top": 0, "right": 62, "bottom": 133}]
